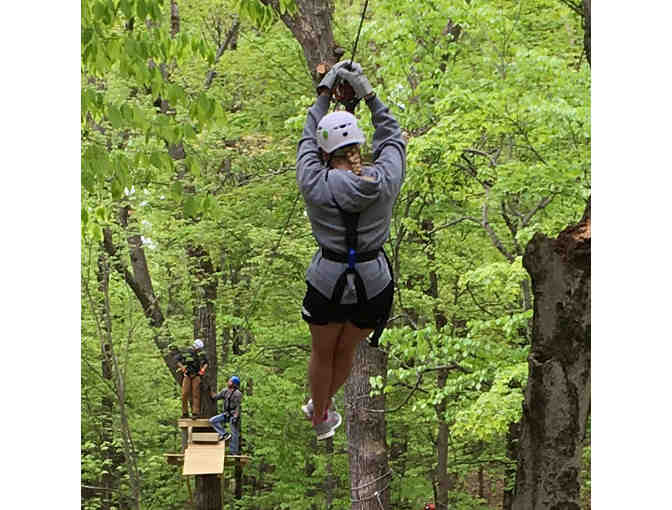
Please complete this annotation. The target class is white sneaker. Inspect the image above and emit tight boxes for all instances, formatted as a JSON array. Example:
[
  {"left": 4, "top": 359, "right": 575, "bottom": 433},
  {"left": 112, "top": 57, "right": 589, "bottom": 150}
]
[
  {"left": 313, "top": 410, "right": 342, "bottom": 440},
  {"left": 301, "top": 398, "right": 335, "bottom": 420},
  {"left": 301, "top": 399, "right": 314, "bottom": 420}
]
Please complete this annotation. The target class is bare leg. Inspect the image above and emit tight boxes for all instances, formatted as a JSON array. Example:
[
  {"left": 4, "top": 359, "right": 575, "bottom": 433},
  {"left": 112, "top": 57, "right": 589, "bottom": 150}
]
[
  {"left": 309, "top": 323, "right": 344, "bottom": 424},
  {"left": 329, "top": 322, "right": 373, "bottom": 398}
]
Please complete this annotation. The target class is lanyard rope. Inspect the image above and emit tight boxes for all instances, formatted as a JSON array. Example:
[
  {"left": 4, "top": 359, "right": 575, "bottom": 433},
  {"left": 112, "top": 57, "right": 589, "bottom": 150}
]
[{"left": 349, "top": 0, "right": 370, "bottom": 69}]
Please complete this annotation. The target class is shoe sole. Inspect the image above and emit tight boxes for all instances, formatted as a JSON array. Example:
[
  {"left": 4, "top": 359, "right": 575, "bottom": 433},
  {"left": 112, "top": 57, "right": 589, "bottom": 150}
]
[
  {"left": 331, "top": 412, "right": 343, "bottom": 431},
  {"left": 316, "top": 428, "right": 335, "bottom": 440},
  {"left": 316, "top": 412, "right": 342, "bottom": 440}
]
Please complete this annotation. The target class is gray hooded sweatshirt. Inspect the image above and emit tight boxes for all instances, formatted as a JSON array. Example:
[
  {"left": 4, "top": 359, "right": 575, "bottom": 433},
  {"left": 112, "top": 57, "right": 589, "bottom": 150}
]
[{"left": 296, "top": 94, "right": 406, "bottom": 304}]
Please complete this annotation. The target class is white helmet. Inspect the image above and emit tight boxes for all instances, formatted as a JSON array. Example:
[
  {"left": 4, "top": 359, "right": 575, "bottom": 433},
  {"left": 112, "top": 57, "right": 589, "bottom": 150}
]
[
  {"left": 317, "top": 111, "right": 365, "bottom": 155},
  {"left": 193, "top": 339, "right": 204, "bottom": 350}
]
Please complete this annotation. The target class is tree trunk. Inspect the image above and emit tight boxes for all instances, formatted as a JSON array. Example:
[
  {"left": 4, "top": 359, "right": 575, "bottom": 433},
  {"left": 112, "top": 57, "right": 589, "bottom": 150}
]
[
  {"left": 235, "top": 462, "right": 243, "bottom": 500},
  {"left": 435, "top": 367, "right": 456, "bottom": 510},
  {"left": 325, "top": 437, "right": 335, "bottom": 509},
  {"left": 261, "top": 0, "right": 339, "bottom": 84},
  {"left": 583, "top": 0, "right": 591, "bottom": 65},
  {"left": 170, "top": 0, "right": 180, "bottom": 38},
  {"left": 344, "top": 342, "right": 391, "bottom": 510},
  {"left": 422, "top": 221, "right": 455, "bottom": 510},
  {"left": 511, "top": 200, "right": 591, "bottom": 510},
  {"left": 97, "top": 253, "right": 123, "bottom": 510}
]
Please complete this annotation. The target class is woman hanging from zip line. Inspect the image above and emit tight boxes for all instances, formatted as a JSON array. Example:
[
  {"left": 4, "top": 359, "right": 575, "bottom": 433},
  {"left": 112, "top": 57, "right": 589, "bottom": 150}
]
[{"left": 296, "top": 61, "right": 406, "bottom": 439}]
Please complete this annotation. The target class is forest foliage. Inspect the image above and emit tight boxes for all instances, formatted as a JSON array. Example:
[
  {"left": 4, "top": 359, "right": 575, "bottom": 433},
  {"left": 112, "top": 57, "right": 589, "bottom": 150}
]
[{"left": 81, "top": 0, "right": 590, "bottom": 508}]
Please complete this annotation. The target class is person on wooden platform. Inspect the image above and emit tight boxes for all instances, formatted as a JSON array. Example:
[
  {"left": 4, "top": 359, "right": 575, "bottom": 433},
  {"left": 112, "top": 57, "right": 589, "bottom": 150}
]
[
  {"left": 209, "top": 375, "right": 243, "bottom": 453},
  {"left": 174, "top": 339, "right": 209, "bottom": 418}
]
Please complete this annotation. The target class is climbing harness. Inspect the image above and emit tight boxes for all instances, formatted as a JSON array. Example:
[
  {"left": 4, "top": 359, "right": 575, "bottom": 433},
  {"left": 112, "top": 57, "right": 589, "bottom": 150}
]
[{"left": 321, "top": 174, "right": 393, "bottom": 347}]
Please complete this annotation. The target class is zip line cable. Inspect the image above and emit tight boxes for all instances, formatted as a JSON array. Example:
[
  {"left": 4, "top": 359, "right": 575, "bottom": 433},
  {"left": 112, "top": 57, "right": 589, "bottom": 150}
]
[{"left": 349, "top": 0, "right": 370, "bottom": 69}]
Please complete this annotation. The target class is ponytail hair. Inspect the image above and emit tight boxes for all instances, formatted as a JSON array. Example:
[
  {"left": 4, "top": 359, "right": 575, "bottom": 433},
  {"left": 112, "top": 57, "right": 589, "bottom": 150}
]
[{"left": 329, "top": 144, "right": 365, "bottom": 176}]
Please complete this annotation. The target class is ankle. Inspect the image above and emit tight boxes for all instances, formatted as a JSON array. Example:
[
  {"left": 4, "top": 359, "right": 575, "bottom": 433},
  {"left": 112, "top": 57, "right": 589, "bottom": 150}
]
[{"left": 311, "top": 409, "right": 329, "bottom": 426}]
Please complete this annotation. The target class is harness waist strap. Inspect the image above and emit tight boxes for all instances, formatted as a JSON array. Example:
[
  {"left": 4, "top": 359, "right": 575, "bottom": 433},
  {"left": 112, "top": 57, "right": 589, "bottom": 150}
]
[{"left": 321, "top": 247, "right": 380, "bottom": 263}]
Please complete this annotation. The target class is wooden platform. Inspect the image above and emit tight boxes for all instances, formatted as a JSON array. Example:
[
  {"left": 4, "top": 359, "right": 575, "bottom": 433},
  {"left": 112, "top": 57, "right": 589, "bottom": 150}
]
[
  {"left": 170, "top": 417, "right": 250, "bottom": 476},
  {"left": 183, "top": 442, "right": 227, "bottom": 475},
  {"left": 178, "top": 417, "right": 213, "bottom": 428},
  {"left": 165, "top": 453, "right": 250, "bottom": 469},
  {"left": 192, "top": 432, "right": 221, "bottom": 443}
]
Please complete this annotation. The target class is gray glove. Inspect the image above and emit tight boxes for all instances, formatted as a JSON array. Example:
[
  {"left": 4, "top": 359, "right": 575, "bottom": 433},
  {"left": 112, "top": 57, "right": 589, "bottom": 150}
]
[
  {"left": 336, "top": 63, "right": 374, "bottom": 100},
  {"left": 317, "top": 61, "right": 351, "bottom": 94}
]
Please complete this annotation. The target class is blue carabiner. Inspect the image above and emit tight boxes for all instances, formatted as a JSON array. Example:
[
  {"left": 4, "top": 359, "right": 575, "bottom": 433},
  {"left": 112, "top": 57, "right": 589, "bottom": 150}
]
[{"left": 348, "top": 248, "right": 356, "bottom": 269}]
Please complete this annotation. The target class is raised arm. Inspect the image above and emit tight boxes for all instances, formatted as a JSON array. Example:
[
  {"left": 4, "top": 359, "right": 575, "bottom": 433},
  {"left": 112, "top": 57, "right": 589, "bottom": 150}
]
[
  {"left": 296, "top": 93, "right": 330, "bottom": 178},
  {"left": 337, "top": 64, "right": 406, "bottom": 196},
  {"left": 366, "top": 95, "right": 406, "bottom": 195}
]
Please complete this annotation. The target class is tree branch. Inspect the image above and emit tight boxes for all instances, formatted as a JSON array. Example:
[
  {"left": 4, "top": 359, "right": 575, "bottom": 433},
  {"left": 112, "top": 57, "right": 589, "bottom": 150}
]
[
  {"left": 522, "top": 195, "right": 554, "bottom": 227},
  {"left": 558, "top": 0, "right": 584, "bottom": 16},
  {"left": 428, "top": 216, "right": 480, "bottom": 235},
  {"left": 204, "top": 19, "right": 240, "bottom": 89},
  {"left": 464, "top": 148, "right": 497, "bottom": 167},
  {"left": 500, "top": 201, "right": 522, "bottom": 255},
  {"left": 481, "top": 191, "right": 515, "bottom": 263},
  {"left": 364, "top": 373, "right": 423, "bottom": 414}
]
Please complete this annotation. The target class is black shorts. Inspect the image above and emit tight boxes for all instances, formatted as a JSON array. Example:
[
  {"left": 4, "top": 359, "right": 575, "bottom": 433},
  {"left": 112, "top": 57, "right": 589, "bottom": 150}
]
[{"left": 301, "top": 280, "right": 394, "bottom": 329}]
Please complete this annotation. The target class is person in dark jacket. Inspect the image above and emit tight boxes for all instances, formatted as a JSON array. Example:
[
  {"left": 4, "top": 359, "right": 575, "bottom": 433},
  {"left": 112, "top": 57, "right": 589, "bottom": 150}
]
[
  {"left": 175, "top": 339, "right": 209, "bottom": 418},
  {"left": 296, "top": 61, "right": 406, "bottom": 440},
  {"left": 210, "top": 375, "right": 243, "bottom": 453}
]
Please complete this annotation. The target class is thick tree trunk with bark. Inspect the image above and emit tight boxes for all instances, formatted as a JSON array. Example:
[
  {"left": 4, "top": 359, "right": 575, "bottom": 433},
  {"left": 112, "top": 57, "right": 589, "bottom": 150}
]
[
  {"left": 511, "top": 201, "right": 591, "bottom": 510},
  {"left": 261, "top": 0, "right": 338, "bottom": 84},
  {"left": 344, "top": 342, "right": 391, "bottom": 510}
]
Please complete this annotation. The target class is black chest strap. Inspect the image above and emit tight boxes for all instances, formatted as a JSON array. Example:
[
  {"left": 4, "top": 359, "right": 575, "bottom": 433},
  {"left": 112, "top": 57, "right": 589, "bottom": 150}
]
[{"left": 323, "top": 203, "right": 370, "bottom": 307}]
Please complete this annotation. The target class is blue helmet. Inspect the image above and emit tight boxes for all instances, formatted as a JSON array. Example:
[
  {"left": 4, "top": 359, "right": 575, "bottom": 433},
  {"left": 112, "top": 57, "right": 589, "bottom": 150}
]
[{"left": 230, "top": 375, "right": 240, "bottom": 387}]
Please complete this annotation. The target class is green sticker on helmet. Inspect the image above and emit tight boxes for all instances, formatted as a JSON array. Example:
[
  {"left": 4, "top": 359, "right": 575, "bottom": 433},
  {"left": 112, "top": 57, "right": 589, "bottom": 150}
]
[{"left": 322, "top": 129, "right": 329, "bottom": 139}]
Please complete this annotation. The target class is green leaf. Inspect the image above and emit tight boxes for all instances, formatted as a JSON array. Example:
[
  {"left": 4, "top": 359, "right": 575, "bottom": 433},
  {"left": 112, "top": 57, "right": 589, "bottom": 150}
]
[
  {"left": 188, "top": 157, "right": 201, "bottom": 176},
  {"left": 170, "top": 181, "right": 183, "bottom": 200},
  {"left": 108, "top": 105, "right": 122, "bottom": 129},
  {"left": 183, "top": 195, "right": 200, "bottom": 218},
  {"left": 111, "top": 177, "right": 123, "bottom": 200}
]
